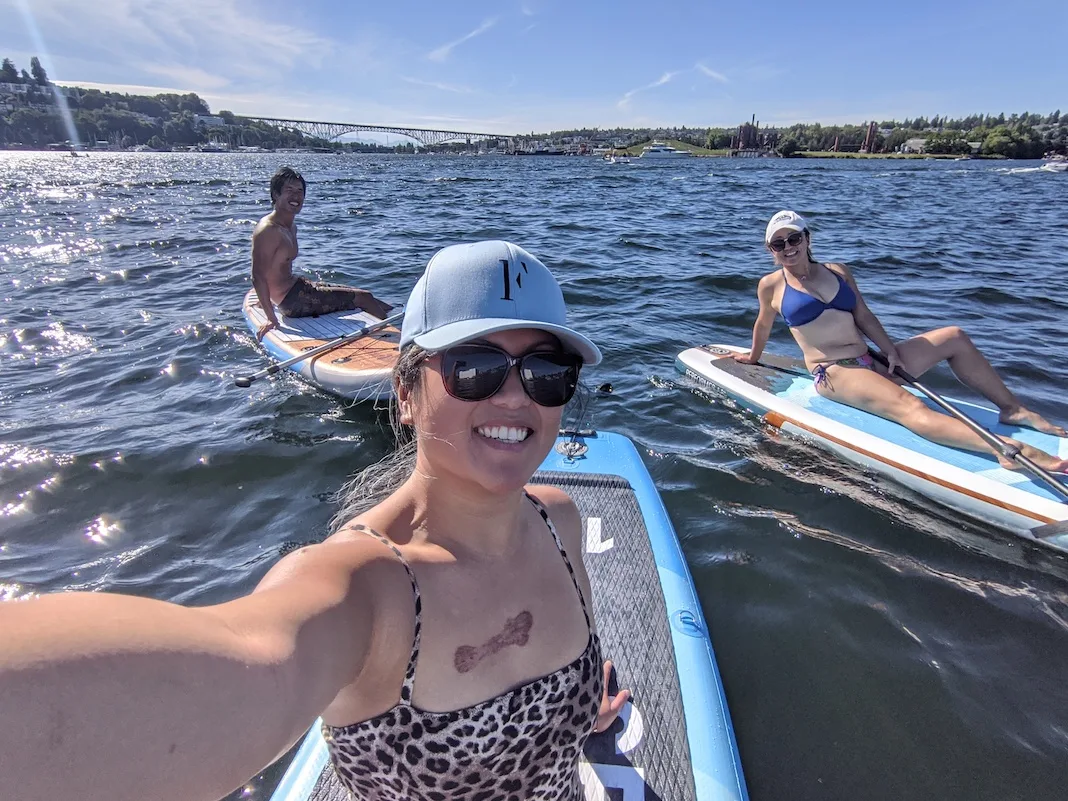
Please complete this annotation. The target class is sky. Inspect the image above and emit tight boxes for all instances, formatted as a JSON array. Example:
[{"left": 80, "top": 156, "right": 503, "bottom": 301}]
[{"left": 3, "top": 0, "right": 1065, "bottom": 137}]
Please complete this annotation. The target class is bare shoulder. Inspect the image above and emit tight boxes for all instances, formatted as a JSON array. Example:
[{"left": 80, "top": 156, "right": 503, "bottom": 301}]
[
  {"left": 525, "top": 484, "right": 596, "bottom": 622},
  {"left": 756, "top": 270, "right": 783, "bottom": 302},
  {"left": 824, "top": 261, "right": 854, "bottom": 280},
  {"left": 252, "top": 215, "right": 284, "bottom": 244},
  {"left": 526, "top": 484, "right": 581, "bottom": 540},
  {"left": 756, "top": 270, "right": 783, "bottom": 291},
  {"left": 255, "top": 524, "right": 410, "bottom": 600}
]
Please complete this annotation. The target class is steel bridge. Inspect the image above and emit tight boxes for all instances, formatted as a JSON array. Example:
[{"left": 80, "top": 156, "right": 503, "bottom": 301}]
[{"left": 241, "top": 116, "right": 508, "bottom": 147}]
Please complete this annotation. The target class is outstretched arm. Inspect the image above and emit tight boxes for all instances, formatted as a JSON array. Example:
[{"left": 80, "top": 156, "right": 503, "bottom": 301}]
[
  {"left": 0, "top": 537, "right": 386, "bottom": 801},
  {"left": 733, "top": 274, "right": 778, "bottom": 363},
  {"left": 251, "top": 226, "right": 287, "bottom": 339}
]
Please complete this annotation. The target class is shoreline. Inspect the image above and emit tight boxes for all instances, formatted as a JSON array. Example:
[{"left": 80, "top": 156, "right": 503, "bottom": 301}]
[{"left": 0, "top": 146, "right": 1014, "bottom": 161}]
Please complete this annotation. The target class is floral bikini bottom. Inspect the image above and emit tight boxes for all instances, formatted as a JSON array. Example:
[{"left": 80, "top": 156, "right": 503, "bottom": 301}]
[{"left": 812, "top": 352, "right": 875, "bottom": 387}]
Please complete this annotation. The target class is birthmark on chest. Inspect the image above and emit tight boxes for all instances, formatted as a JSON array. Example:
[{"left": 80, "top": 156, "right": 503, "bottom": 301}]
[{"left": 454, "top": 611, "right": 533, "bottom": 673}]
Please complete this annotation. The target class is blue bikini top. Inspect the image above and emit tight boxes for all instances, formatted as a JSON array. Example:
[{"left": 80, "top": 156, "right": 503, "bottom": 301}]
[{"left": 779, "top": 268, "right": 857, "bottom": 328}]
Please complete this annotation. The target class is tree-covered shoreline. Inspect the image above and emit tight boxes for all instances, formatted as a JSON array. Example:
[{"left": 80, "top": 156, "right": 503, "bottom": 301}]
[
  {"left": 0, "top": 57, "right": 394, "bottom": 153},
  {"left": 1, "top": 56, "right": 1064, "bottom": 159}
]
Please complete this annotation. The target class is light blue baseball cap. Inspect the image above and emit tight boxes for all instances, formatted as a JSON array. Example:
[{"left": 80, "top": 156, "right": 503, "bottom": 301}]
[{"left": 400, "top": 240, "right": 601, "bottom": 365}]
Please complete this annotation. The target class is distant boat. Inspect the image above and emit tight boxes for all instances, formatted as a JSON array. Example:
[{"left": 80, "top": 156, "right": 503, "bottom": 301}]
[
  {"left": 639, "top": 142, "right": 693, "bottom": 160},
  {"left": 604, "top": 154, "right": 632, "bottom": 164},
  {"left": 1040, "top": 154, "right": 1067, "bottom": 173}
]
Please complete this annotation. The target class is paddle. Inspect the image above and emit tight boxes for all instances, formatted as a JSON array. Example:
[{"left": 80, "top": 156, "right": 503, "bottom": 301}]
[
  {"left": 866, "top": 348, "right": 1068, "bottom": 503},
  {"left": 235, "top": 309, "right": 405, "bottom": 388}
]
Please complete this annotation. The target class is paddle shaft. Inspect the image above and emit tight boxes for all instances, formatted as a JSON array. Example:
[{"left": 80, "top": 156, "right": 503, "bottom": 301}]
[
  {"left": 866, "top": 349, "right": 1068, "bottom": 502},
  {"left": 235, "top": 310, "right": 404, "bottom": 387}
]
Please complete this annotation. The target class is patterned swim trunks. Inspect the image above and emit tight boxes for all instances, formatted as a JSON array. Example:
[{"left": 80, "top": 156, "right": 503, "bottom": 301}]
[{"left": 277, "top": 277, "right": 361, "bottom": 318}]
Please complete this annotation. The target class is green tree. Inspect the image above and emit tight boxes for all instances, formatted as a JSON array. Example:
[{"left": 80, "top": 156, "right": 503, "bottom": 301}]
[
  {"left": 924, "top": 132, "right": 970, "bottom": 155},
  {"left": 29, "top": 56, "right": 49, "bottom": 86},
  {"left": 7, "top": 107, "right": 64, "bottom": 145},
  {"left": 778, "top": 138, "right": 799, "bottom": 157},
  {"left": 127, "top": 96, "right": 168, "bottom": 118},
  {"left": 20, "top": 69, "right": 31, "bottom": 83},
  {"left": 79, "top": 90, "right": 109, "bottom": 111},
  {"left": 1, "top": 58, "right": 18, "bottom": 83},
  {"left": 162, "top": 110, "right": 198, "bottom": 145}
]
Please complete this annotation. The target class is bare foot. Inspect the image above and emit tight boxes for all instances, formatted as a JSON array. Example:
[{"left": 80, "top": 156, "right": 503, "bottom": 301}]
[
  {"left": 998, "top": 407, "right": 1067, "bottom": 437},
  {"left": 996, "top": 440, "right": 1068, "bottom": 473}
]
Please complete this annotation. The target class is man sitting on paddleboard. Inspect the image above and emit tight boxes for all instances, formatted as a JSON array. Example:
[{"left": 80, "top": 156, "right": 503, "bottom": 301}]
[
  {"left": 251, "top": 166, "right": 392, "bottom": 341},
  {"left": 734, "top": 210, "right": 1067, "bottom": 473}
]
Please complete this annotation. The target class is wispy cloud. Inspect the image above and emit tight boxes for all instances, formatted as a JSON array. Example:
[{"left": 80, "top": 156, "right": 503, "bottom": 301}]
[
  {"left": 618, "top": 71, "right": 679, "bottom": 108},
  {"left": 13, "top": 0, "right": 336, "bottom": 83},
  {"left": 618, "top": 62, "right": 729, "bottom": 108},
  {"left": 136, "top": 63, "right": 231, "bottom": 91},
  {"left": 520, "top": 2, "right": 537, "bottom": 15},
  {"left": 427, "top": 18, "right": 497, "bottom": 62},
  {"left": 401, "top": 76, "right": 474, "bottom": 94},
  {"left": 696, "top": 63, "right": 728, "bottom": 83}
]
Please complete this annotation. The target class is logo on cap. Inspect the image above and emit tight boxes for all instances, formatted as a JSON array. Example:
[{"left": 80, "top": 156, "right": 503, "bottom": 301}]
[{"left": 500, "top": 259, "right": 529, "bottom": 300}]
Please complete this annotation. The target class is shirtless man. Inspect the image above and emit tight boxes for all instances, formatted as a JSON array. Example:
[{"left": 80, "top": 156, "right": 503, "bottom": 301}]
[
  {"left": 251, "top": 167, "right": 392, "bottom": 341},
  {"left": 735, "top": 209, "right": 1067, "bottom": 472}
]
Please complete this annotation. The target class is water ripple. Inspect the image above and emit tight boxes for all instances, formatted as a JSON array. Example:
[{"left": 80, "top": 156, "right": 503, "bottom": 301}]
[{"left": 2, "top": 151, "right": 1068, "bottom": 800}]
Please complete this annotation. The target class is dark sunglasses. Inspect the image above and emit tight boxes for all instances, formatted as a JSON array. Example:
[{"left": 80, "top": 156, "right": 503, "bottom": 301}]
[
  {"left": 434, "top": 343, "right": 581, "bottom": 407},
  {"left": 768, "top": 231, "right": 805, "bottom": 252}
]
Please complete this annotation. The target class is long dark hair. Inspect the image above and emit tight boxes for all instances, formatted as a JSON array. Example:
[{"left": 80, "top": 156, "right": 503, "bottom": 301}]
[
  {"left": 330, "top": 344, "right": 425, "bottom": 531},
  {"left": 804, "top": 229, "right": 816, "bottom": 263}
]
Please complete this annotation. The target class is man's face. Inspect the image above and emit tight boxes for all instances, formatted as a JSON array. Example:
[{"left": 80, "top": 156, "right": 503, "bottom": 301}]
[{"left": 274, "top": 178, "right": 305, "bottom": 214}]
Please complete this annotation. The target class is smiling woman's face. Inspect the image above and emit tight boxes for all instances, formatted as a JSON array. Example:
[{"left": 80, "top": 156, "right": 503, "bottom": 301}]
[
  {"left": 402, "top": 328, "right": 569, "bottom": 494},
  {"left": 767, "top": 227, "right": 808, "bottom": 266}
]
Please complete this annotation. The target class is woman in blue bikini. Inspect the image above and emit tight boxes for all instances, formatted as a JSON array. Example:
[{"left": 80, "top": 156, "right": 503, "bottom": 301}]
[{"left": 735, "top": 210, "right": 1067, "bottom": 473}]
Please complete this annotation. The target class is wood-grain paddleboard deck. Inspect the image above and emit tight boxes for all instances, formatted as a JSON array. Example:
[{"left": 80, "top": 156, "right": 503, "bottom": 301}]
[{"left": 242, "top": 288, "right": 400, "bottom": 401}]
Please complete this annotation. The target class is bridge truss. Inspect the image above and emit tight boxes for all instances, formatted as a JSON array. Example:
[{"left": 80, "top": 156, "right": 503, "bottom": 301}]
[{"left": 241, "top": 117, "right": 507, "bottom": 147}]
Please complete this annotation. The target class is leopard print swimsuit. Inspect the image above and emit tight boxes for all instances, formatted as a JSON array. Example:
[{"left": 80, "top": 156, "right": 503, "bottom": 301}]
[{"left": 323, "top": 495, "right": 603, "bottom": 800}]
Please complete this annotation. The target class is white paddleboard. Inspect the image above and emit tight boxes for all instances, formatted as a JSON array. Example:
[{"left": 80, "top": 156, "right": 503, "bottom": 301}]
[
  {"left": 676, "top": 344, "right": 1068, "bottom": 549},
  {"left": 242, "top": 288, "right": 399, "bottom": 401}
]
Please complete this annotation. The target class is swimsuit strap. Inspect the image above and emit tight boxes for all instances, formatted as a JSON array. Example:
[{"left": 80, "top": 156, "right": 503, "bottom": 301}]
[
  {"left": 347, "top": 524, "right": 422, "bottom": 705},
  {"left": 524, "top": 493, "right": 593, "bottom": 631},
  {"left": 347, "top": 498, "right": 588, "bottom": 703}
]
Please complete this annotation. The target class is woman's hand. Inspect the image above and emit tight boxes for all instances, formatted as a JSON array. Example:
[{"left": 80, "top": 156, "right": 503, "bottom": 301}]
[
  {"left": 731, "top": 351, "right": 759, "bottom": 365},
  {"left": 594, "top": 660, "right": 631, "bottom": 733},
  {"left": 884, "top": 347, "right": 903, "bottom": 377}
]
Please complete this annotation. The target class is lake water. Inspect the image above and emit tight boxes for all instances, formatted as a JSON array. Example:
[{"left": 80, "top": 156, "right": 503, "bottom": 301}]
[{"left": 2, "top": 151, "right": 1067, "bottom": 800}]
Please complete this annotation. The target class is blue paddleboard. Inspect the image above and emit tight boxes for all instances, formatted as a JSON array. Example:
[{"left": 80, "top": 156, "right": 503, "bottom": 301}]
[{"left": 267, "top": 431, "right": 748, "bottom": 801}]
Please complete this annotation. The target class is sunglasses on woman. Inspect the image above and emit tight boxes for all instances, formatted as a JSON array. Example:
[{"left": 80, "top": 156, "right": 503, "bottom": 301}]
[
  {"left": 434, "top": 343, "right": 581, "bottom": 407},
  {"left": 767, "top": 231, "right": 805, "bottom": 252}
]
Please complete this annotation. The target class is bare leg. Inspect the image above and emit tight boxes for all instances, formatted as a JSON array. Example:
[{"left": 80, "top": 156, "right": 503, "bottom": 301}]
[
  {"left": 816, "top": 365, "right": 1068, "bottom": 472},
  {"left": 893, "top": 326, "right": 1065, "bottom": 436}
]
